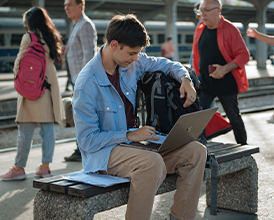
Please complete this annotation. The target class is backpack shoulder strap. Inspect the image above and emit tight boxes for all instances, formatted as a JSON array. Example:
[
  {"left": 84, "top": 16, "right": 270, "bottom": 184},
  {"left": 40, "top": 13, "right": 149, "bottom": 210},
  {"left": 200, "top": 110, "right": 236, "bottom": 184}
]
[
  {"left": 29, "top": 32, "right": 39, "bottom": 42},
  {"left": 28, "top": 32, "right": 46, "bottom": 54}
]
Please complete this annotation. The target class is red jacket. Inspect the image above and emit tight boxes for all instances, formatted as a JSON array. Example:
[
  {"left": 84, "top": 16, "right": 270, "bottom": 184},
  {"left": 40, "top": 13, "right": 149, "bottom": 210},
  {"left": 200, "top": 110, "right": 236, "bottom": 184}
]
[{"left": 192, "top": 16, "right": 250, "bottom": 93}]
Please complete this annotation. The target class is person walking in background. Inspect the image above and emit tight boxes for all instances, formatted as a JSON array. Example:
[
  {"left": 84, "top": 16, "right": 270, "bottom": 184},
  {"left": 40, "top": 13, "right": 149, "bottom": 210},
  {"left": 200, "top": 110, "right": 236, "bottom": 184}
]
[
  {"left": 192, "top": 0, "right": 249, "bottom": 145},
  {"left": 63, "top": 0, "right": 97, "bottom": 162},
  {"left": 247, "top": 27, "right": 274, "bottom": 123},
  {"left": 161, "top": 37, "right": 176, "bottom": 60},
  {"left": 0, "top": 7, "right": 65, "bottom": 181}
]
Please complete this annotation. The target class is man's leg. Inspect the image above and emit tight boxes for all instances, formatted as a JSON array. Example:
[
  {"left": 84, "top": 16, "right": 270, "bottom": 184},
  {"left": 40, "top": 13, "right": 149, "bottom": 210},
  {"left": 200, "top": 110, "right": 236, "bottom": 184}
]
[
  {"left": 218, "top": 94, "right": 247, "bottom": 145},
  {"left": 199, "top": 92, "right": 215, "bottom": 109},
  {"left": 107, "top": 146, "right": 167, "bottom": 220},
  {"left": 163, "top": 141, "right": 207, "bottom": 220},
  {"left": 198, "top": 92, "right": 216, "bottom": 139},
  {"left": 64, "top": 142, "right": 81, "bottom": 162}
]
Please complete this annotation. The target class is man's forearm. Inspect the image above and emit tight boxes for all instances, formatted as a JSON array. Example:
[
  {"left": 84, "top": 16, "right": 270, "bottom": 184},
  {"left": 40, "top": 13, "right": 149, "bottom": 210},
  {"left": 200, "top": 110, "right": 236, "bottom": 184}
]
[
  {"left": 255, "top": 31, "right": 274, "bottom": 45},
  {"left": 223, "top": 62, "right": 239, "bottom": 74}
]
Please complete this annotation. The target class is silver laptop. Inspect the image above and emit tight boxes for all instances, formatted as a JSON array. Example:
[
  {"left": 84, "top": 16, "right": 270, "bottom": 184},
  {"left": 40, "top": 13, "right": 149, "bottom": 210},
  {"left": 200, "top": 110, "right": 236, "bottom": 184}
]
[{"left": 120, "top": 107, "right": 218, "bottom": 153}]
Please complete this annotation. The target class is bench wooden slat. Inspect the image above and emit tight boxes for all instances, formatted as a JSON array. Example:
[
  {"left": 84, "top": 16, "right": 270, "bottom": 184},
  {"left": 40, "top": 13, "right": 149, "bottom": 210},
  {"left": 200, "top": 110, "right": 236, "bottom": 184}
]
[
  {"left": 68, "top": 182, "right": 130, "bottom": 198},
  {"left": 49, "top": 180, "right": 79, "bottom": 194},
  {"left": 211, "top": 144, "right": 242, "bottom": 154},
  {"left": 206, "top": 142, "right": 237, "bottom": 148},
  {"left": 33, "top": 175, "right": 64, "bottom": 190},
  {"left": 206, "top": 142, "right": 224, "bottom": 148},
  {"left": 213, "top": 145, "right": 259, "bottom": 163},
  {"left": 206, "top": 142, "right": 240, "bottom": 151}
]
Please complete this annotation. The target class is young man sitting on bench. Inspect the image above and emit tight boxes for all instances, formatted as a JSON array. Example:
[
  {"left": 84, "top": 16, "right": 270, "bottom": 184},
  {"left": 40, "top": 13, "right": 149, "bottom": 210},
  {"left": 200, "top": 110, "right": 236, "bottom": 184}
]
[{"left": 72, "top": 14, "right": 207, "bottom": 220}]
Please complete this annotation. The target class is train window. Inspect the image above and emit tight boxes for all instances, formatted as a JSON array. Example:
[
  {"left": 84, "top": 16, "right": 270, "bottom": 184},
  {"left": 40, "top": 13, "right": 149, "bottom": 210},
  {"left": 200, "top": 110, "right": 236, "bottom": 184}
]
[
  {"left": 250, "top": 38, "right": 255, "bottom": 44},
  {"left": 97, "top": 34, "right": 105, "bottom": 45},
  {"left": 178, "top": 34, "right": 181, "bottom": 44},
  {"left": 149, "top": 34, "right": 153, "bottom": 44},
  {"left": 185, "top": 35, "right": 193, "bottom": 44},
  {"left": 0, "top": 34, "right": 4, "bottom": 46},
  {"left": 11, "top": 34, "right": 23, "bottom": 46},
  {"left": 158, "top": 34, "right": 165, "bottom": 44}
]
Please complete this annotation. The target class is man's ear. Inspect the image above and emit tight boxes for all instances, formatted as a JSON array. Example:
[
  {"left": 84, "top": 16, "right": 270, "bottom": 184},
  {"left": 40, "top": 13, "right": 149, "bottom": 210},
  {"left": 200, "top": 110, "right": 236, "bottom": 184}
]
[
  {"left": 110, "top": 40, "right": 119, "bottom": 51},
  {"left": 78, "top": 3, "right": 83, "bottom": 11}
]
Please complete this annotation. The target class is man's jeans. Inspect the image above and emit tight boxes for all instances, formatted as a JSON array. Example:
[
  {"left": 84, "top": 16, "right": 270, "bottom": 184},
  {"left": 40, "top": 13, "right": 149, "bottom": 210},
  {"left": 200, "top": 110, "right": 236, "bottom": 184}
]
[
  {"left": 15, "top": 122, "right": 55, "bottom": 167},
  {"left": 199, "top": 92, "right": 247, "bottom": 145}
]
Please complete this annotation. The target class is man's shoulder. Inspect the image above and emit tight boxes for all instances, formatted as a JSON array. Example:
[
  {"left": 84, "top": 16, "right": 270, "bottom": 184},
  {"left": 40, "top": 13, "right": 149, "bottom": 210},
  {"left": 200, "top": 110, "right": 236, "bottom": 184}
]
[
  {"left": 74, "top": 14, "right": 93, "bottom": 29},
  {"left": 76, "top": 64, "right": 97, "bottom": 88},
  {"left": 81, "top": 14, "right": 96, "bottom": 26},
  {"left": 220, "top": 17, "right": 238, "bottom": 30}
]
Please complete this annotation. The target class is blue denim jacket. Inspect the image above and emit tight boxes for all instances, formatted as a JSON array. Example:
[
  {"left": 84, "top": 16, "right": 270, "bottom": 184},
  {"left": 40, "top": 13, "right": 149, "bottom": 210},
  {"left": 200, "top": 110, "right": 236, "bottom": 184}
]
[{"left": 72, "top": 47, "right": 190, "bottom": 173}]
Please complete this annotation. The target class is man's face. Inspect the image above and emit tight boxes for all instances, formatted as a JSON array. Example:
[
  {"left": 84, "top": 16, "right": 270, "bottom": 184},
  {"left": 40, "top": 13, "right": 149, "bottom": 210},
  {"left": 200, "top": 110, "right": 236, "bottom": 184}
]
[
  {"left": 64, "top": 0, "right": 82, "bottom": 21},
  {"left": 112, "top": 43, "right": 142, "bottom": 67},
  {"left": 199, "top": 0, "right": 221, "bottom": 29}
]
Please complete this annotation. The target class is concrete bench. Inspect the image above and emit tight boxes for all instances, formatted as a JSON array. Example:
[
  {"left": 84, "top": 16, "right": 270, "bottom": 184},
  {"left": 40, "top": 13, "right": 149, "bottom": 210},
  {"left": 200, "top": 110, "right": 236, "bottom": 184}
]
[{"left": 33, "top": 142, "right": 259, "bottom": 219}]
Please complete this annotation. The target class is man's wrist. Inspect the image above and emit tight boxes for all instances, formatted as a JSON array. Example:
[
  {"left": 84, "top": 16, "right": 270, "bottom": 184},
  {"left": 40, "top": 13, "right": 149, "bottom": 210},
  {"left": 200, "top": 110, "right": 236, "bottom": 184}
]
[{"left": 181, "top": 75, "right": 192, "bottom": 82}]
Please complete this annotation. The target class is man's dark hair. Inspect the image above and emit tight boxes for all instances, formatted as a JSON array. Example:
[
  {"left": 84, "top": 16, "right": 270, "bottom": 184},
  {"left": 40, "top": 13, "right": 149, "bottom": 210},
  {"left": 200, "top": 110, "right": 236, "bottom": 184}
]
[
  {"left": 105, "top": 14, "right": 150, "bottom": 48},
  {"left": 75, "top": 0, "right": 85, "bottom": 11}
]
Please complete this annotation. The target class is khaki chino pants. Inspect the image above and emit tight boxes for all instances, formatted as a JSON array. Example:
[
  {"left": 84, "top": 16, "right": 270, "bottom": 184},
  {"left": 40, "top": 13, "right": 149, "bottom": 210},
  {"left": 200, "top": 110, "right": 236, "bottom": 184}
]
[{"left": 107, "top": 141, "right": 207, "bottom": 220}]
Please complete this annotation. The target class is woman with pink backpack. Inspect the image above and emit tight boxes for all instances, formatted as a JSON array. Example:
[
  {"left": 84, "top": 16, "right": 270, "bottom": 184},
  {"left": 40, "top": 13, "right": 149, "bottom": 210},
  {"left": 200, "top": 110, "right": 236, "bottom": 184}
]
[{"left": 0, "top": 7, "right": 65, "bottom": 181}]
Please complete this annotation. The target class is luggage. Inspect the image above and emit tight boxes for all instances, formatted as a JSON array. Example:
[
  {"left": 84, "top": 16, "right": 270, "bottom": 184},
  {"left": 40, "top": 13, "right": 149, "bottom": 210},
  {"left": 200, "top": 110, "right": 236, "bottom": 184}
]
[
  {"left": 58, "top": 97, "right": 75, "bottom": 128},
  {"left": 206, "top": 111, "right": 232, "bottom": 140}
]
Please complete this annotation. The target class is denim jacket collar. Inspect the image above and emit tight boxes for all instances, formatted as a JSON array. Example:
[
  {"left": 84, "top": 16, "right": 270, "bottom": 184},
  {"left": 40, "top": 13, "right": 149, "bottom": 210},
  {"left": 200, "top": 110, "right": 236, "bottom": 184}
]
[{"left": 92, "top": 46, "right": 133, "bottom": 88}]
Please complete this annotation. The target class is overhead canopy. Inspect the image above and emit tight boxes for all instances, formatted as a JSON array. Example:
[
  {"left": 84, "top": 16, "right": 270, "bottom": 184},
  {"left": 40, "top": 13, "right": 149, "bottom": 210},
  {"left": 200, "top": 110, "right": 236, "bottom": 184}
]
[
  {"left": 1, "top": 0, "right": 274, "bottom": 24},
  {"left": 1, "top": 0, "right": 274, "bottom": 67}
]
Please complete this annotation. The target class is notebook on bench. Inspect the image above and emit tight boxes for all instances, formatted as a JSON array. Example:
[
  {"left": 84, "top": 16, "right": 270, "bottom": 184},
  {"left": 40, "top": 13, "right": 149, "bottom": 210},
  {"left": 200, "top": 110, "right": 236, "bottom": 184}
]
[{"left": 121, "top": 107, "right": 218, "bottom": 153}]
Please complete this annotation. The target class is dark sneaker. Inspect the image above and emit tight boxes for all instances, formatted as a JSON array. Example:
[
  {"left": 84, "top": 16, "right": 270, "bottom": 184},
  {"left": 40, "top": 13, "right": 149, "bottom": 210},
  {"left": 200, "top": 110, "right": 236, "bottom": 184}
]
[{"left": 64, "top": 150, "right": 82, "bottom": 162}]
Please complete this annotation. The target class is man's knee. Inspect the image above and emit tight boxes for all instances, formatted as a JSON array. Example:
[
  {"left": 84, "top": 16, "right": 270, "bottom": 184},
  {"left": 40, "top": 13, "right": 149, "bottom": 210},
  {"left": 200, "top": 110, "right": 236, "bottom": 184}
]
[
  {"left": 194, "top": 141, "right": 207, "bottom": 155},
  {"left": 187, "top": 141, "right": 207, "bottom": 163},
  {"left": 146, "top": 153, "right": 167, "bottom": 180}
]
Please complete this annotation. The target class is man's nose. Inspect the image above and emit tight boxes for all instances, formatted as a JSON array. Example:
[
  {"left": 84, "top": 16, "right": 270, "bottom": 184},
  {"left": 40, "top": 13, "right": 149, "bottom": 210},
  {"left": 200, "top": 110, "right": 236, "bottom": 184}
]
[{"left": 132, "top": 54, "right": 138, "bottom": 62}]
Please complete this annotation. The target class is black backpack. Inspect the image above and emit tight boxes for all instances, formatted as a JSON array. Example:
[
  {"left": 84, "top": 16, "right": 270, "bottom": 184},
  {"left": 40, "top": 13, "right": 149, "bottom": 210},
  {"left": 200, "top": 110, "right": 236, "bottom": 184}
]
[{"left": 136, "top": 67, "right": 204, "bottom": 140}]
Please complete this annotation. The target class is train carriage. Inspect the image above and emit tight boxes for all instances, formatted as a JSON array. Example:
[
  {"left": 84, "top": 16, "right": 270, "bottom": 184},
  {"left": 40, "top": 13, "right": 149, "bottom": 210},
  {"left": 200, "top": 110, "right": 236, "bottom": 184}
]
[
  {"left": 0, "top": 17, "right": 67, "bottom": 72},
  {"left": 0, "top": 17, "right": 273, "bottom": 72}
]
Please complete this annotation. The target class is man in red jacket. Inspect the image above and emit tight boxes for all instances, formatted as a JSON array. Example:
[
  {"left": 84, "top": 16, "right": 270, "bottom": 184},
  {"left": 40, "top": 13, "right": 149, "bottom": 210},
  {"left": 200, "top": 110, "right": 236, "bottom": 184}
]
[{"left": 192, "top": 0, "right": 250, "bottom": 145}]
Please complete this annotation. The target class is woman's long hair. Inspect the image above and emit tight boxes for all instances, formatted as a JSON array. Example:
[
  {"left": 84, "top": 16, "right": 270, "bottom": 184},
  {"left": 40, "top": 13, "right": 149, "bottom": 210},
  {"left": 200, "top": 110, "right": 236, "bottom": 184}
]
[{"left": 23, "top": 7, "right": 63, "bottom": 64}]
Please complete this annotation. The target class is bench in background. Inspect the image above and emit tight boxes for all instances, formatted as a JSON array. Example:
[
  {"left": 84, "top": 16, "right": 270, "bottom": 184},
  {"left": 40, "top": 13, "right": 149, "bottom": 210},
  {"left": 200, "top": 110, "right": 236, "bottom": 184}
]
[{"left": 33, "top": 142, "right": 259, "bottom": 219}]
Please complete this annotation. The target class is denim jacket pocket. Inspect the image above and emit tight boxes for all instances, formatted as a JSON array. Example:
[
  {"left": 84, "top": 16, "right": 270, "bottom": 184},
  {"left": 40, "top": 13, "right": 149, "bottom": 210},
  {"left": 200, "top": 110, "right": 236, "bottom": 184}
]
[
  {"left": 97, "top": 100, "right": 117, "bottom": 113},
  {"left": 97, "top": 101, "right": 118, "bottom": 130}
]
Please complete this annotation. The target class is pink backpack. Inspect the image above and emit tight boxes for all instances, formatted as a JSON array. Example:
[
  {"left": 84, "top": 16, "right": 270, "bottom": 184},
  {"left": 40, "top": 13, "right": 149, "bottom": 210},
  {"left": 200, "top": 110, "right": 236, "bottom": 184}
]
[{"left": 14, "top": 32, "right": 50, "bottom": 100}]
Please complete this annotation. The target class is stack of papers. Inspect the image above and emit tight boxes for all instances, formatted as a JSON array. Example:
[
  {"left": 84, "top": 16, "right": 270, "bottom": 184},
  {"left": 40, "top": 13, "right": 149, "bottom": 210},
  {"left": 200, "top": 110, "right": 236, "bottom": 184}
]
[{"left": 63, "top": 172, "right": 131, "bottom": 188}]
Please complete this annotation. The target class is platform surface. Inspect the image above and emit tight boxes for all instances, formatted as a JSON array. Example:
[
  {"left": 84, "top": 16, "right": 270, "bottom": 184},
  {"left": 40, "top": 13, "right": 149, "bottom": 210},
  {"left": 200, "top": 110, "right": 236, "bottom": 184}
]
[{"left": 0, "top": 109, "right": 273, "bottom": 220}]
